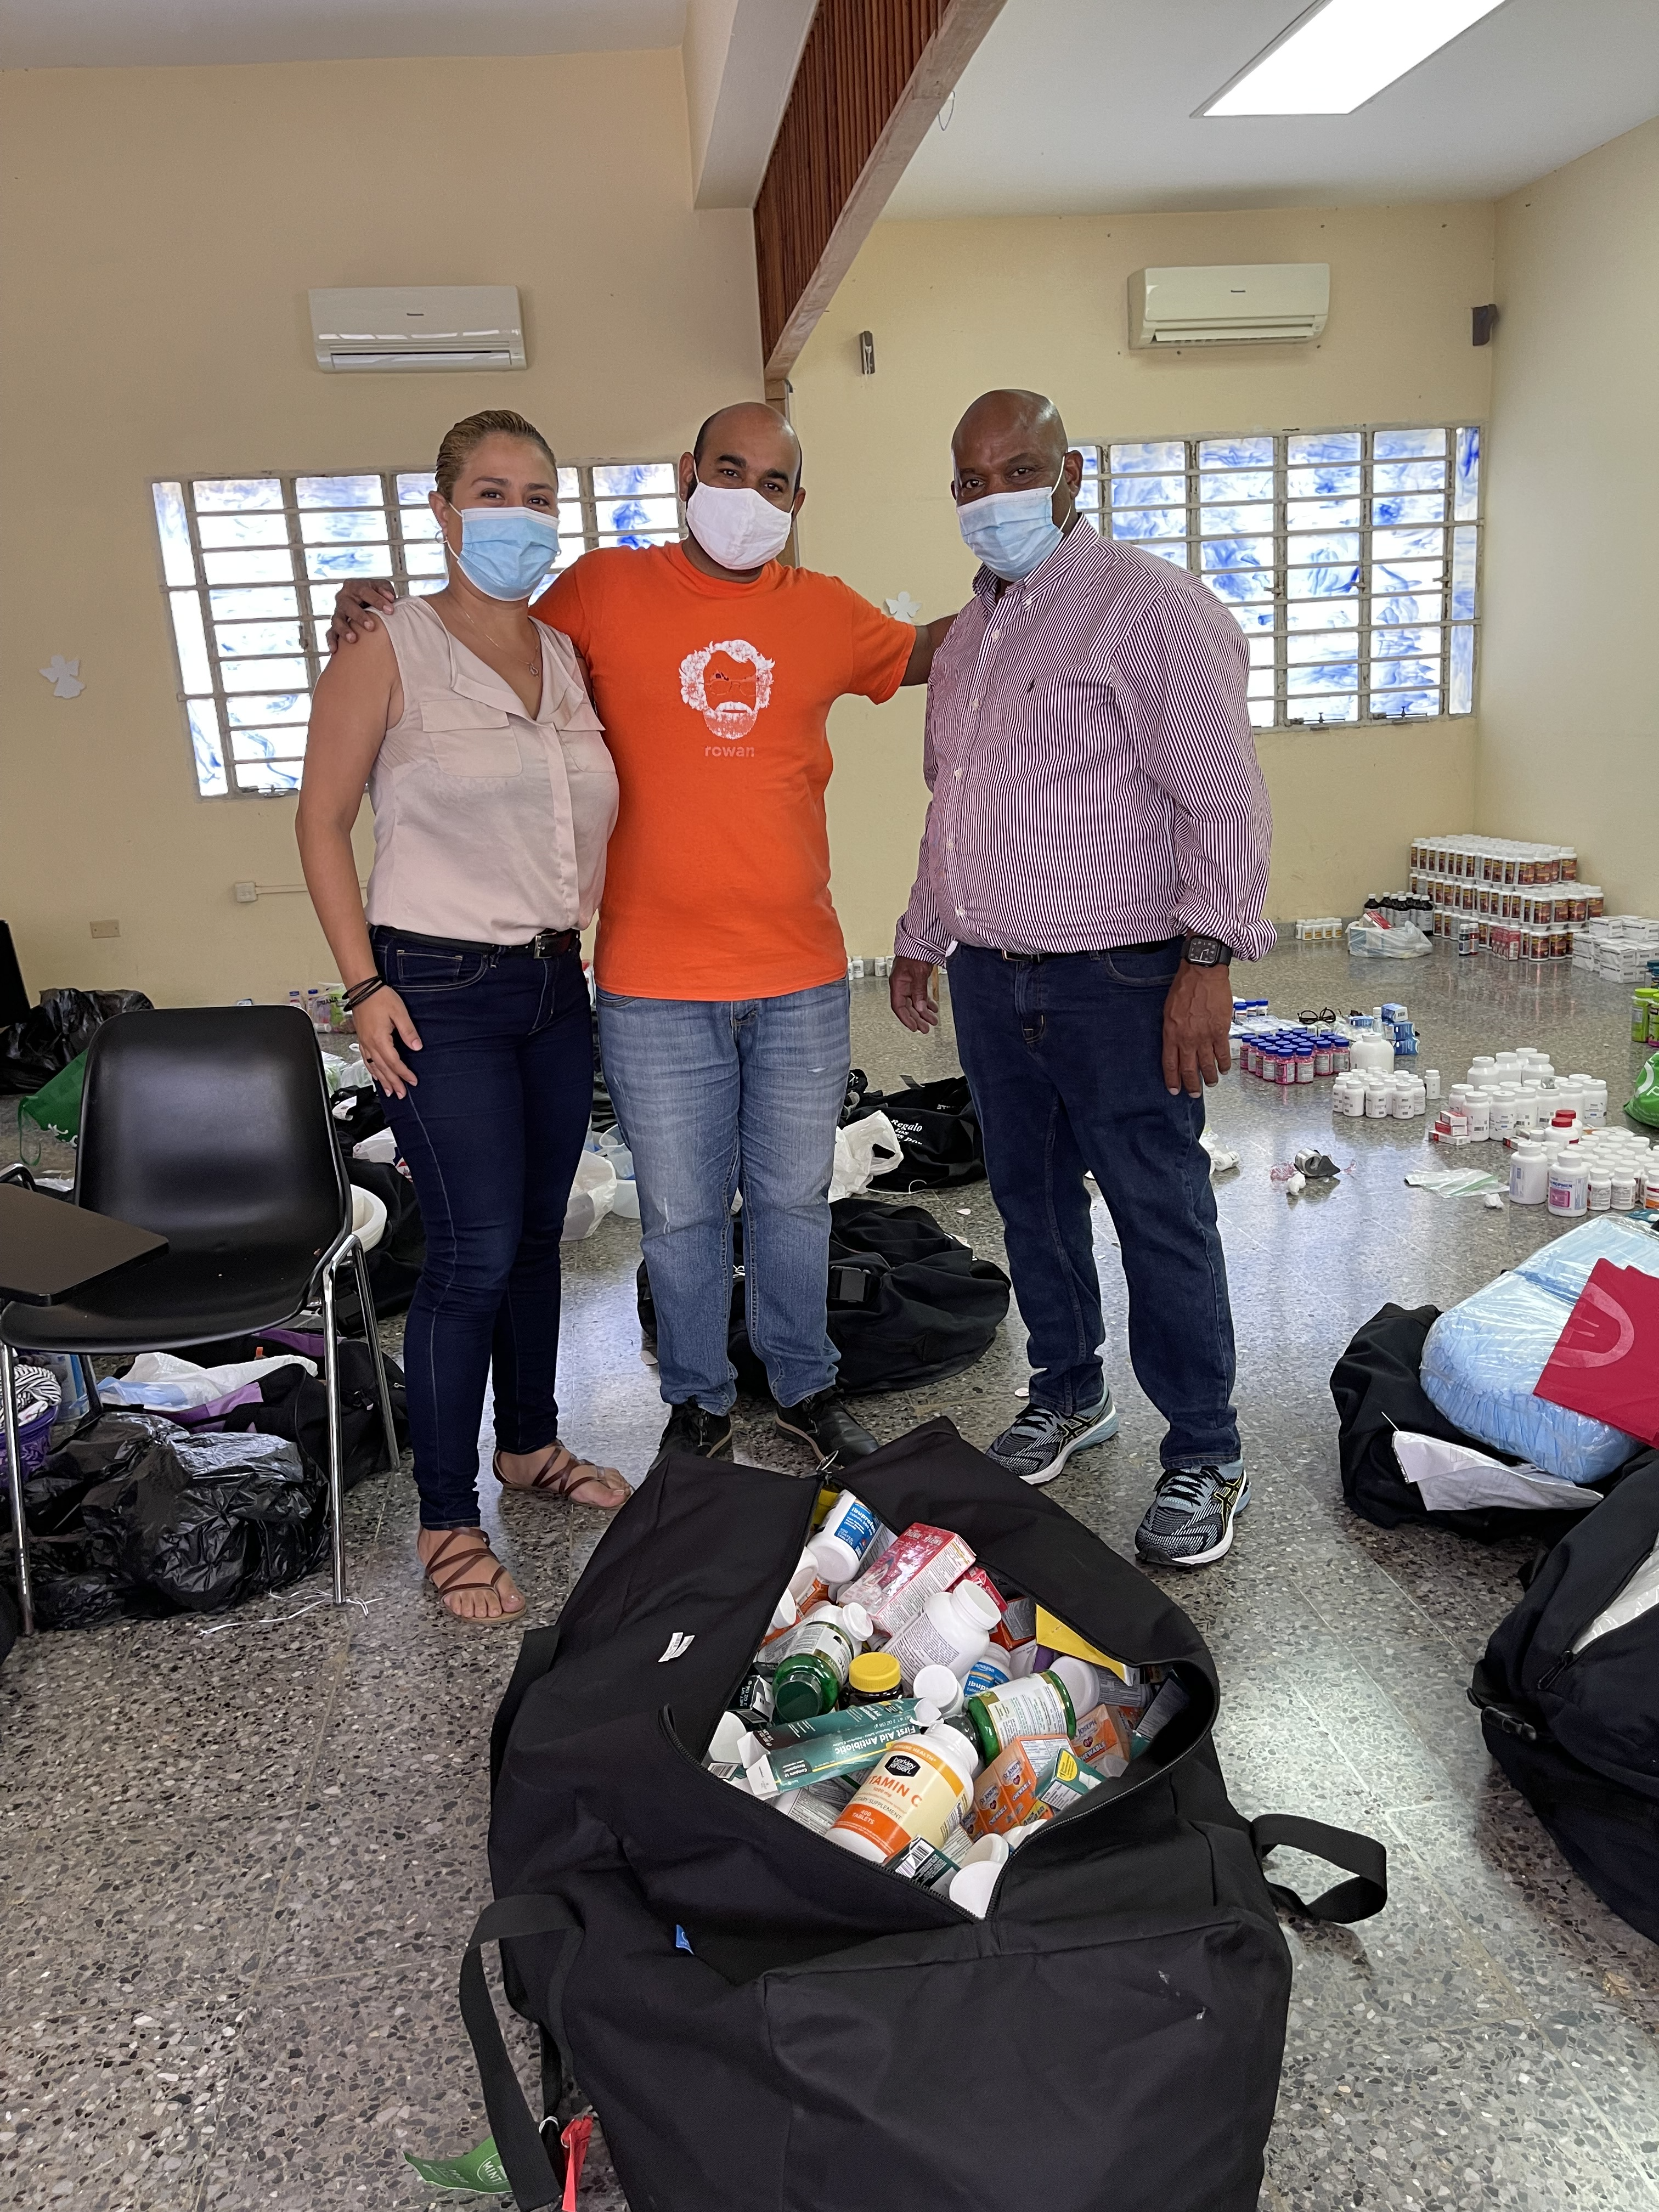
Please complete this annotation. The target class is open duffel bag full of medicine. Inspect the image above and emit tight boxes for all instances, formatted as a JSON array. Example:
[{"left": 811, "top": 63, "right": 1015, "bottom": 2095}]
[
  {"left": 462, "top": 1420, "right": 1386, "bottom": 2212},
  {"left": 1420, "top": 1216, "right": 1659, "bottom": 1483}
]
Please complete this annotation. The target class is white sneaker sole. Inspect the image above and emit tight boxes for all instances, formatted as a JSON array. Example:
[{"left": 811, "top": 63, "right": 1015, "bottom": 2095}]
[
  {"left": 1139, "top": 1475, "right": 1251, "bottom": 1568},
  {"left": 1013, "top": 1402, "right": 1121, "bottom": 1487}
]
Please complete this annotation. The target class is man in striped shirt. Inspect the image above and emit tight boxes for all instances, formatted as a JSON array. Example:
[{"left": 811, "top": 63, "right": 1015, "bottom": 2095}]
[{"left": 891, "top": 388, "right": 1273, "bottom": 1568}]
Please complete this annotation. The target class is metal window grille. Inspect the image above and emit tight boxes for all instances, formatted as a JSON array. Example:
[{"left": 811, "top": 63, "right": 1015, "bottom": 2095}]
[
  {"left": 1075, "top": 425, "right": 1480, "bottom": 732},
  {"left": 151, "top": 461, "right": 680, "bottom": 797}
]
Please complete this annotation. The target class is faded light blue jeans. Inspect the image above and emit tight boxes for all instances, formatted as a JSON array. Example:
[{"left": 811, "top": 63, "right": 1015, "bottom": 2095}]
[{"left": 597, "top": 980, "right": 851, "bottom": 1413}]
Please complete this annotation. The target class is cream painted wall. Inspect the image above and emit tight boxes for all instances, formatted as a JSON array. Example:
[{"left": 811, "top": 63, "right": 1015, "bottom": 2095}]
[
  {"left": 0, "top": 52, "right": 761, "bottom": 1007},
  {"left": 789, "top": 204, "right": 1495, "bottom": 960},
  {"left": 1479, "top": 119, "right": 1659, "bottom": 915}
]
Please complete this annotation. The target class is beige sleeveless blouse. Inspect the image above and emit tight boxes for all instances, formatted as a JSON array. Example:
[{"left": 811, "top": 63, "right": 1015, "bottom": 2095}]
[{"left": 364, "top": 596, "right": 618, "bottom": 944}]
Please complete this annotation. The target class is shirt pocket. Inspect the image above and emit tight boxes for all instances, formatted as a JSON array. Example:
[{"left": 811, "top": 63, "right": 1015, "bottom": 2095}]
[{"left": 419, "top": 697, "right": 522, "bottom": 779}]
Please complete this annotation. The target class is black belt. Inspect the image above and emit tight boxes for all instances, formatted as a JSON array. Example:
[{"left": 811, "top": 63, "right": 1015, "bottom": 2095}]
[
  {"left": 373, "top": 925, "right": 578, "bottom": 961},
  {"left": 997, "top": 938, "right": 1174, "bottom": 965}
]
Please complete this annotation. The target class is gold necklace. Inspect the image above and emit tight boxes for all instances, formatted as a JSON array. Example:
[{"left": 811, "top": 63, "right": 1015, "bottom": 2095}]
[{"left": 447, "top": 591, "right": 540, "bottom": 678}]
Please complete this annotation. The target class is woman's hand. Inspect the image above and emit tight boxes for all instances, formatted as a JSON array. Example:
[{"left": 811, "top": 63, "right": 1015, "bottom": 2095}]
[{"left": 354, "top": 986, "right": 424, "bottom": 1098}]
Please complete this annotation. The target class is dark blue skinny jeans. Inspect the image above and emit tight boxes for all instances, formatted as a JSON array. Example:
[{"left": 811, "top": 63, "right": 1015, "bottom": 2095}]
[{"left": 371, "top": 928, "right": 592, "bottom": 1529}]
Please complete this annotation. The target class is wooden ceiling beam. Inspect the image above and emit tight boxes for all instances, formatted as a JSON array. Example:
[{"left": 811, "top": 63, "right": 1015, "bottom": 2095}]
[{"left": 755, "top": 0, "right": 1007, "bottom": 386}]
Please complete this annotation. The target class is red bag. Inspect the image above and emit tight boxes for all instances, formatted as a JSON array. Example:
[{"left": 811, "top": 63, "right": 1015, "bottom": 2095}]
[{"left": 1533, "top": 1259, "right": 1659, "bottom": 1449}]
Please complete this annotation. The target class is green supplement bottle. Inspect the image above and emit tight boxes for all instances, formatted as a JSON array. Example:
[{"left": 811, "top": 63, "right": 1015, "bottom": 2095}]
[
  {"left": 770, "top": 1602, "right": 872, "bottom": 1723},
  {"left": 963, "top": 1657, "right": 1100, "bottom": 1762}
]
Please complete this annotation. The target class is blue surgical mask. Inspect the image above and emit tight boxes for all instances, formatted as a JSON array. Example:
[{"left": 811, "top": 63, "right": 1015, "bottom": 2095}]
[
  {"left": 956, "top": 467, "right": 1068, "bottom": 582},
  {"left": 449, "top": 505, "right": 560, "bottom": 600}
]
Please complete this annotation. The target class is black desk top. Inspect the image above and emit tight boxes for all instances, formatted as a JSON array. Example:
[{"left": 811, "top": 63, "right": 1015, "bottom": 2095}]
[{"left": 0, "top": 1182, "right": 168, "bottom": 1305}]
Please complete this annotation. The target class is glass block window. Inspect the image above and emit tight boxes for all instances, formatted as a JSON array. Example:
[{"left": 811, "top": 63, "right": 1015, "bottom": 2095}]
[
  {"left": 152, "top": 461, "right": 680, "bottom": 796},
  {"left": 1075, "top": 425, "right": 1480, "bottom": 730}
]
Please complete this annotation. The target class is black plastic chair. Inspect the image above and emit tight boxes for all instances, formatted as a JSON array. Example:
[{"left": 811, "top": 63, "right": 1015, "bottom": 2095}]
[{"left": 1, "top": 1006, "right": 399, "bottom": 1632}]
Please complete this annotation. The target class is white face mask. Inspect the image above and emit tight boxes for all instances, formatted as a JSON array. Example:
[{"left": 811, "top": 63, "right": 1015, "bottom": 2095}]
[
  {"left": 685, "top": 479, "right": 794, "bottom": 569},
  {"left": 957, "top": 464, "right": 1069, "bottom": 582}
]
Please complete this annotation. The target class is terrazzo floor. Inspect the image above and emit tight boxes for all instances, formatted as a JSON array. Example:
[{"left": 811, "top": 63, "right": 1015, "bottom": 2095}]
[{"left": 4, "top": 943, "right": 1658, "bottom": 2211}]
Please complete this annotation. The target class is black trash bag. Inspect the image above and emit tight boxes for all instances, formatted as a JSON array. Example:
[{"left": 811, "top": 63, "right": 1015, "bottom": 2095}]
[
  {"left": 80, "top": 1426, "right": 325, "bottom": 1613},
  {"left": 637, "top": 1200, "right": 1009, "bottom": 1399},
  {"left": 219, "top": 1342, "right": 408, "bottom": 1489},
  {"left": 843, "top": 1071, "right": 985, "bottom": 1190},
  {"left": 0, "top": 987, "right": 153, "bottom": 1094},
  {"left": 23, "top": 1408, "right": 179, "bottom": 1536},
  {"left": 1331, "top": 1302, "right": 1634, "bottom": 1541},
  {"left": 22, "top": 1413, "right": 326, "bottom": 1623}
]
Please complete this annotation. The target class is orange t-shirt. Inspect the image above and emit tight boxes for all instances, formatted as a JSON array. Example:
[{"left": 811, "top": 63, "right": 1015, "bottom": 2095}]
[{"left": 534, "top": 541, "right": 913, "bottom": 1001}]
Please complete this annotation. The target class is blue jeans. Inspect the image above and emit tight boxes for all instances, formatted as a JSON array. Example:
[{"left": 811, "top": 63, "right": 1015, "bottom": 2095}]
[
  {"left": 947, "top": 941, "right": 1240, "bottom": 1470},
  {"left": 597, "top": 981, "right": 851, "bottom": 1413},
  {"left": 371, "top": 929, "right": 592, "bottom": 1529}
]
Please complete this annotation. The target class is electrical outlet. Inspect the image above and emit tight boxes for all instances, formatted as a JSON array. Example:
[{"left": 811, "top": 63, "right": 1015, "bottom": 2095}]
[{"left": 89, "top": 919, "right": 120, "bottom": 939}]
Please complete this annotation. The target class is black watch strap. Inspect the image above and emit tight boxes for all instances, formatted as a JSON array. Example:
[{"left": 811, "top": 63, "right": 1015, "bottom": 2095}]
[{"left": 1183, "top": 934, "right": 1233, "bottom": 967}]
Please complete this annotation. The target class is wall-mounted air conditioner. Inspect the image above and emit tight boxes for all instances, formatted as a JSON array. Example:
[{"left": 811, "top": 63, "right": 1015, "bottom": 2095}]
[
  {"left": 308, "top": 286, "right": 526, "bottom": 372},
  {"left": 1128, "top": 264, "right": 1329, "bottom": 348}
]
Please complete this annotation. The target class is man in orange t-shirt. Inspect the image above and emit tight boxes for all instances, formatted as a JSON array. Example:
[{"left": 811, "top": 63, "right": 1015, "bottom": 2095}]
[{"left": 334, "top": 403, "right": 951, "bottom": 1470}]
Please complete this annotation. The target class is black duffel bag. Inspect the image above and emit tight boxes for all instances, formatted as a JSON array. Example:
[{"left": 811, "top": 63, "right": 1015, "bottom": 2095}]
[
  {"left": 636, "top": 1198, "right": 1009, "bottom": 1398},
  {"left": 845, "top": 1070, "right": 985, "bottom": 1190},
  {"left": 1331, "top": 1302, "right": 1632, "bottom": 1541},
  {"left": 1470, "top": 1447, "right": 1659, "bottom": 1942},
  {"left": 462, "top": 1419, "right": 1386, "bottom": 2212}
]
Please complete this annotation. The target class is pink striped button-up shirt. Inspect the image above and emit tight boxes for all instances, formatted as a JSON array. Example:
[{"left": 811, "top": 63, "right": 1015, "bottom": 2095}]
[{"left": 896, "top": 518, "right": 1274, "bottom": 964}]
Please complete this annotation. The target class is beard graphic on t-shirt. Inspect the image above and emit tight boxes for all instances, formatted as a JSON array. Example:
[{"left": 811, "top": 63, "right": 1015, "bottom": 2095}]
[{"left": 680, "top": 639, "right": 775, "bottom": 747}]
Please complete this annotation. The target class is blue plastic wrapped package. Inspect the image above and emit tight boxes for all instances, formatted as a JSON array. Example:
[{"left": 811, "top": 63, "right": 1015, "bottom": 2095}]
[{"left": 1421, "top": 1217, "right": 1659, "bottom": 1482}]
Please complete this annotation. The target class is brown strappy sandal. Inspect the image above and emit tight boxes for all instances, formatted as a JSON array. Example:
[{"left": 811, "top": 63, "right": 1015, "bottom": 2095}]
[
  {"left": 493, "top": 1443, "right": 631, "bottom": 1513},
  {"left": 421, "top": 1528, "right": 526, "bottom": 1626}
]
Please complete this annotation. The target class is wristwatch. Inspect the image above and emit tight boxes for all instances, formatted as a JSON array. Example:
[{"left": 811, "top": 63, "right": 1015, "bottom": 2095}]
[{"left": 1182, "top": 934, "right": 1233, "bottom": 968}]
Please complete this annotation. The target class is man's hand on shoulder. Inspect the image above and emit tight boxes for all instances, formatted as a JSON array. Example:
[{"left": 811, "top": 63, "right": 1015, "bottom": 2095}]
[
  {"left": 890, "top": 957, "right": 940, "bottom": 1033},
  {"left": 1161, "top": 957, "right": 1234, "bottom": 1096},
  {"left": 328, "top": 580, "right": 398, "bottom": 653}
]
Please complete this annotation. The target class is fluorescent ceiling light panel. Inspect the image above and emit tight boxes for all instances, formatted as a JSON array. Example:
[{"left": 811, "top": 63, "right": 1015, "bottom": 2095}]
[{"left": 1203, "top": 0, "right": 1509, "bottom": 116}]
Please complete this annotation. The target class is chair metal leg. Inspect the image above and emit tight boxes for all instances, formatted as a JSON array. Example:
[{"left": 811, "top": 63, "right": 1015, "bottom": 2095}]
[
  {"left": 76, "top": 1355, "right": 101, "bottom": 1417},
  {"left": 349, "top": 1239, "right": 401, "bottom": 1474},
  {"left": 320, "top": 1257, "right": 348, "bottom": 1607},
  {"left": 2, "top": 1342, "right": 35, "bottom": 1636}
]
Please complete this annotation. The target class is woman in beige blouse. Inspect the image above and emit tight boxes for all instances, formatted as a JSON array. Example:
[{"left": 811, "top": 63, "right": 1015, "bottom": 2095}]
[{"left": 297, "top": 409, "right": 627, "bottom": 1624}]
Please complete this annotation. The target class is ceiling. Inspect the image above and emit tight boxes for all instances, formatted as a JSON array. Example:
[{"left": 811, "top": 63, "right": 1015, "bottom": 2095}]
[
  {"left": 887, "top": 0, "right": 1659, "bottom": 217},
  {"left": 0, "top": 0, "right": 686, "bottom": 70}
]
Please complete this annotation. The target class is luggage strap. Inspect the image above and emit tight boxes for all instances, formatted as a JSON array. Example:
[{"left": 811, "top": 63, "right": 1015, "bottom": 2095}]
[
  {"left": 1251, "top": 1814, "right": 1389, "bottom": 1923},
  {"left": 459, "top": 1895, "right": 583, "bottom": 2211}
]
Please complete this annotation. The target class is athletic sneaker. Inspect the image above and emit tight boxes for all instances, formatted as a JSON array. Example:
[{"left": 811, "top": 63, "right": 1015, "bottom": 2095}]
[
  {"left": 985, "top": 1392, "right": 1119, "bottom": 1486},
  {"left": 653, "top": 1402, "right": 733, "bottom": 1466},
  {"left": 1135, "top": 1460, "right": 1250, "bottom": 1568}
]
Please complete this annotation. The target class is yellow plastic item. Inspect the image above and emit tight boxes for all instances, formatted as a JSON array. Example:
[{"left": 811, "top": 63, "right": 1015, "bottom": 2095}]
[
  {"left": 812, "top": 1486, "right": 840, "bottom": 1530},
  {"left": 1035, "top": 1605, "right": 1136, "bottom": 1684},
  {"left": 849, "top": 1651, "right": 901, "bottom": 1699}
]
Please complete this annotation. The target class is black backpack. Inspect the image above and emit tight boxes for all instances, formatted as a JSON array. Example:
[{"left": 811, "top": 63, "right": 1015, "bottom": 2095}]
[
  {"left": 1469, "top": 1448, "right": 1659, "bottom": 1942},
  {"left": 461, "top": 1419, "right": 1386, "bottom": 2212},
  {"left": 844, "top": 1071, "right": 985, "bottom": 1190},
  {"left": 637, "top": 1198, "right": 1010, "bottom": 1399}
]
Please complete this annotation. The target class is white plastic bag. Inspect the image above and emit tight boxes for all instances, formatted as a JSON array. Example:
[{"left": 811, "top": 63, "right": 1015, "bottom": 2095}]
[
  {"left": 1347, "top": 916, "right": 1432, "bottom": 960},
  {"left": 562, "top": 1149, "right": 618, "bottom": 1241},
  {"left": 830, "top": 1111, "right": 902, "bottom": 1201}
]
